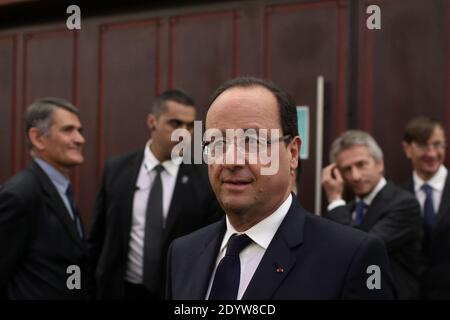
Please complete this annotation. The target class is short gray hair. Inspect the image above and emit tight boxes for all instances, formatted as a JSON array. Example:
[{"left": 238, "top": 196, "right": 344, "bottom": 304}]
[
  {"left": 329, "top": 130, "right": 383, "bottom": 163},
  {"left": 24, "top": 97, "right": 80, "bottom": 149}
]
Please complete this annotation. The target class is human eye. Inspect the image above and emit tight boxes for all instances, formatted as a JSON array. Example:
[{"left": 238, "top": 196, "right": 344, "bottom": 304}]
[{"left": 168, "top": 119, "right": 182, "bottom": 128}]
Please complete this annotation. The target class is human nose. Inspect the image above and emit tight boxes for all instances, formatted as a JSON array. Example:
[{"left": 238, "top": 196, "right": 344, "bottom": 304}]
[
  {"left": 349, "top": 166, "right": 362, "bottom": 181},
  {"left": 74, "top": 130, "right": 85, "bottom": 145},
  {"left": 222, "top": 140, "right": 246, "bottom": 167}
]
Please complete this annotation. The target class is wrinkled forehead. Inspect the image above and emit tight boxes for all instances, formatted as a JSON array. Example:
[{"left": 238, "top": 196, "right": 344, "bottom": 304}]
[
  {"left": 50, "top": 107, "right": 81, "bottom": 126},
  {"left": 206, "top": 86, "right": 280, "bottom": 130}
]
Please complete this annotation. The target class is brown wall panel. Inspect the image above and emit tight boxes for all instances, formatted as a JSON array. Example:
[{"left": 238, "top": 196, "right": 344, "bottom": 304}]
[
  {"left": 0, "top": 36, "right": 16, "bottom": 184},
  {"left": 169, "top": 11, "right": 238, "bottom": 121},
  {"left": 99, "top": 19, "right": 160, "bottom": 163},
  {"left": 22, "top": 30, "right": 76, "bottom": 166},
  {"left": 266, "top": 1, "right": 347, "bottom": 212},
  {"left": 359, "top": 0, "right": 449, "bottom": 183}
]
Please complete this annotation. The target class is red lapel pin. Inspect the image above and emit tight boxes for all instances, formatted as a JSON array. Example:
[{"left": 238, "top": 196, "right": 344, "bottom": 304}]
[{"left": 276, "top": 267, "right": 284, "bottom": 273}]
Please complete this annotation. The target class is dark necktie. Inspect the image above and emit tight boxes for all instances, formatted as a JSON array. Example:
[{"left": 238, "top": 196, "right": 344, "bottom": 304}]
[
  {"left": 65, "top": 184, "right": 84, "bottom": 239},
  {"left": 354, "top": 200, "right": 367, "bottom": 226},
  {"left": 209, "top": 233, "right": 252, "bottom": 300},
  {"left": 143, "top": 164, "right": 165, "bottom": 293},
  {"left": 421, "top": 184, "right": 436, "bottom": 251}
]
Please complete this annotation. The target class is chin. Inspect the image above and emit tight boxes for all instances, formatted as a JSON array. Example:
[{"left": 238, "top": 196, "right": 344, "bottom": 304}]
[
  {"left": 68, "top": 157, "right": 84, "bottom": 165},
  {"left": 219, "top": 197, "right": 250, "bottom": 214}
]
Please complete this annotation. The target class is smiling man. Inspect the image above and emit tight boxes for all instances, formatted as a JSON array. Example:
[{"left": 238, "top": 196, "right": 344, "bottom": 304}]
[
  {"left": 402, "top": 117, "right": 450, "bottom": 299},
  {"left": 0, "top": 97, "right": 88, "bottom": 299},
  {"left": 166, "top": 77, "right": 396, "bottom": 300},
  {"left": 322, "top": 130, "right": 422, "bottom": 299}
]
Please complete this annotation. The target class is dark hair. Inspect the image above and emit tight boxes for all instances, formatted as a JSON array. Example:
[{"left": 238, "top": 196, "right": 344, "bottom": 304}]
[
  {"left": 24, "top": 97, "right": 80, "bottom": 149},
  {"left": 152, "top": 89, "right": 195, "bottom": 116},
  {"left": 208, "top": 76, "right": 299, "bottom": 139},
  {"left": 403, "top": 116, "right": 445, "bottom": 144}
]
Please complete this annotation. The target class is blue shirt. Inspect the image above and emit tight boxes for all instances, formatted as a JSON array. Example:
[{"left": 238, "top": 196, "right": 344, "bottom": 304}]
[{"left": 34, "top": 157, "right": 75, "bottom": 220}]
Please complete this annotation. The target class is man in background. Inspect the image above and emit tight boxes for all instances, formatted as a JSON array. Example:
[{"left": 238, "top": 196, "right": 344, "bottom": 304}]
[
  {"left": 0, "top": 97, "right": 88, "bottom": 299},
  {"left": 322, "top": 130, "right": 422, "bottom": 299},
  {"left": 402, "top": 116, "right": 450, "bottom": 299}
]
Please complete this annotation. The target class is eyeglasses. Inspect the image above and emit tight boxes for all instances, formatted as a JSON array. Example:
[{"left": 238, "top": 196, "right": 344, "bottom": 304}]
[
  {"left": 412, "top": 141, "right": 446, "bottom": 152},
  {"left": 202, "top": 134, "right": 292, "bottom": 159}
]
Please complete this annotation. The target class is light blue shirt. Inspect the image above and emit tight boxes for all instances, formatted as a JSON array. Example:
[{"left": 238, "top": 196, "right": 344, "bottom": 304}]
[{"left": 34, "top": 157, "right": 75, "bottom": 220}]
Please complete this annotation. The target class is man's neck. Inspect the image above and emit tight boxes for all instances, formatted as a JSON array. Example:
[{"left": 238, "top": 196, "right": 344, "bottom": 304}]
[
  {"left": 226, "top": 191, "right": 291, "bottom": 232},
  {"left": 149, "top": 142, "right": 169, "bottom": 163},
  {"left": 34, "top": 154, "right": 70, "bottom": 178},
  {"left": 416, "top": 170, "right": 435, "bottom": 182}
]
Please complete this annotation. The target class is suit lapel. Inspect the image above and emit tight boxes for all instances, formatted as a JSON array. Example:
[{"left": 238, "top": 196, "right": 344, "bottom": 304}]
[
  {"left": 404, "top": 178, "right": 415, "bottom": 194},
  {"left": 118, "top": 152, "right": 144, "bottom": 254},
  {"left": 242, "top": 197, "right": 304, "bottom": 299},
  {"left": 434, "top": 173, "right": 450, "bottom": 234},
  {"left": 189, "top": 220, "right": 226, "bottom": 299},
  {"left": 436, "top": 174, "right": 450, "bottom": 220},
  {"left": 358, "top": 183, "right": 392, "bottom": 231},
  {"left": 30, "top": 161, "right": 85, "bottom": 249},
  {"left": 164, "top": 164, "right": 193, "bottom": 236}
]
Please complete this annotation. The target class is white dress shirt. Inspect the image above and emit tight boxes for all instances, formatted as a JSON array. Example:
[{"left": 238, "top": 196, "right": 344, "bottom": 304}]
[
  {"left": 205, "top": 194, "right": 292, "bottom": 300},
  {"left": 413, "top": 165, "right": 448, "bottom": 215},
  {"left": 125, "top": 140, "right": 181, "bottom": 284}
]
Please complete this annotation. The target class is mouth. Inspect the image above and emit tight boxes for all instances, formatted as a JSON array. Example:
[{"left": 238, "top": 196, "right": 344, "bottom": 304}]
[
  {"left": 352, "top": 182, "right": 366, "bottom": 191},
  {"left": 221, "top": 178, "right": 253, "bottom": 190}
]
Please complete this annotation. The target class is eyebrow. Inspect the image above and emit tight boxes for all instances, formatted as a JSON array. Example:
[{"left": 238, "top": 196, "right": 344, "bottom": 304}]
[
  {"left": 60, "top": 124, "right": 83, "bottom": 131},
  {"left": 167, "top": 118, "right": 194, "bottom": 123}
]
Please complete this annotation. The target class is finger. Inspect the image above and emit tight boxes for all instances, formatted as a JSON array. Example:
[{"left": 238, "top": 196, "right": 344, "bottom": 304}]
[
  {"left": 332, "top": 166, "right": 344, "bottom": 183},
  {"left": 322, "top": 164, "right": 334, "bottom": 181}
]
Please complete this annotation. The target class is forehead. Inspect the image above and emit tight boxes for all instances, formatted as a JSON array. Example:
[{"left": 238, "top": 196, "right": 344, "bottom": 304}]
[
  {"left": 51, "top": 107, "right": 80, "bottom": 126},
  {"left": 428, "top": 126, "right": 446, "bottom": 141},
  {"left": 206, "top": 86, "right": 280, "bottom": 130},
  {"left": 336, "top": 145, "right": 375, "bottom": 167},
  {"left": 161, "top": 100, "right": 196, "bottom": 120}
]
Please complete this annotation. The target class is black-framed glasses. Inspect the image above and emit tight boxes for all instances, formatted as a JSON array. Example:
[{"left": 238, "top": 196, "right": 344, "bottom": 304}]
[{"left": 202, "top": 134, "right": 292, "bottom": 158}]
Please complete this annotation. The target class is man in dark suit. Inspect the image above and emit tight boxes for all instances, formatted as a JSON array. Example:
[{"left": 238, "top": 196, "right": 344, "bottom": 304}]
[
  {"left": 402, "top": 116, "right": 450, "bottom": 299},
  {"left": 88, "top": 89, "right": 222, "bottom": 300},
  {"left": 0, "top": 97, "right": 88, "bottom": 299},
  {"left": 322, "top": 130, "right": 422, "bottom": 299},
  {"left": 166, "top": 77, "right": 396, "bottom": 300}
]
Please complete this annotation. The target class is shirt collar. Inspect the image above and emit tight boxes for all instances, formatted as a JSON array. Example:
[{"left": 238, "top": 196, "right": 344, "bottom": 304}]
[
  {"left": 33, "top": 157, "right": 70, "bottom": 193},
  {"left": 356, "top": 177, "right": 387, "bottom": 206},
  {"left": 413, "top": 165, "right": 448, "bottom": 193},
  {"left": 144, "top": 140, "right": 180, "bottom": 176},
  {"left": 220, "top": 194, "right": 293, "bottom": 252}
]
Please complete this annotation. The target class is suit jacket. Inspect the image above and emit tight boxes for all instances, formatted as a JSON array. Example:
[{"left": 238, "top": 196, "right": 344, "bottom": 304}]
[
  {"left": 167, "top": 197, "right": 396, "bottom": 300},
  {"left": 402, "top": 173, "right": 450, "bottom": 299},
  {"left": 0, "top": 160, "right": 88, "bottom": 299},
  {"left": 324, "top": 182, "right": 422, "bottom": 299},
  {"left": 88, "top": 151, "right": 222, "bottom": 299}
]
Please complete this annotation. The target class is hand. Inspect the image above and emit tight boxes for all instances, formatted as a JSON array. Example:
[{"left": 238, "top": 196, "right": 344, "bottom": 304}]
[{"left": 321, "top": 164, "right": 344, "bottom": 203}]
